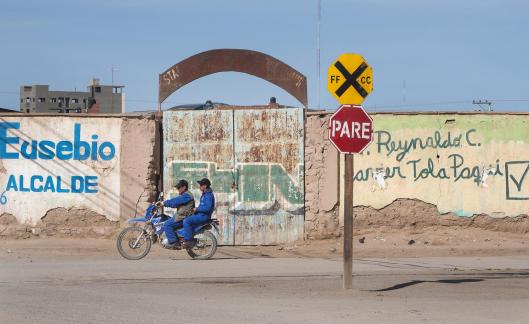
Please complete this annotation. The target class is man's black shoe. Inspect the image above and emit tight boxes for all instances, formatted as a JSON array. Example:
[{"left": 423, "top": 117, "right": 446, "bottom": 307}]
[{"left": 183, "top": 240, "right": 196, "bottom": 249}]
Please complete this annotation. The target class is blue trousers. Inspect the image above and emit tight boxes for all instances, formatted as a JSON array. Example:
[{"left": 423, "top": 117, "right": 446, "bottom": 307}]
[
  {"left": 183, "top": 213, "right": 210, "bottom": 241},
  {"left": 163, "top": 218, "right": 183, "bottom": 244}
]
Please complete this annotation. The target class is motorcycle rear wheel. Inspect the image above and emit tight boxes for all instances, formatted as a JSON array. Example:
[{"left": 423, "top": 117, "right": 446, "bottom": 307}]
[
  {"left": 117, "top": 226, "right": 152, "bottom": 260},
  {"left": 186, "top": 230, "right": 217, "bottom": 260}
]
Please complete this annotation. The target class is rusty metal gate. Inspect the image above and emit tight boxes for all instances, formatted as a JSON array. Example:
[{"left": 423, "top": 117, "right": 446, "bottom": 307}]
[{"left": 163, "top": 108, "right": 304, "bottom": 245}]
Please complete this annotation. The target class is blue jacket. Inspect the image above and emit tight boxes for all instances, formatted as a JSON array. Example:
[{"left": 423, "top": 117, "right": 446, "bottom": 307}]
[
  {"left": 195, "top": 188, "right": 215, "bottom": 218},
  {"left": 163, "top": 191, "right": 194, "bottom": 208}
]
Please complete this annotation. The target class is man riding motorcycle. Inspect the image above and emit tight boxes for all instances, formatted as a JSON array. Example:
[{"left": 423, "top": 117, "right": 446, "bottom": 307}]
[
  {"left": 158, "top": 179, "right": 195, "bottom": 249},
  {"left": 182, "top": 178, "right": 215, "bottom": 248}
]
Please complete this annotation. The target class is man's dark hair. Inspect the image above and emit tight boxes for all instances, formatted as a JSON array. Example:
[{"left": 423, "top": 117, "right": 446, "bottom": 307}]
[
  {"left": 176, "top": 179, "right": 188, "bottom": 190},
  {"left": 197, "top": 178, "right": 211, "bottom": 188}
]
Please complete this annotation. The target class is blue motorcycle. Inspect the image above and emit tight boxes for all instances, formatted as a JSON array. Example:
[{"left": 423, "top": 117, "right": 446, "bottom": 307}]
[{"left": 116, "top": 192, "right": 219, "bottom": 260}]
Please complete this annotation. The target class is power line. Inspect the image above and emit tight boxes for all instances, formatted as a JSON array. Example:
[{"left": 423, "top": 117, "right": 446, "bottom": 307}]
[
  {"left": 371, "top": 100, "right": 471, "bottom": 109},
  {"left": 371, "top": 98, "right": 529, "bottom": 110},
  {"left": 489, "top": 98, "right": 529, "bottom": 102},
  {"left": 126, "top": 99, "right": 187, "bottom": 105}
]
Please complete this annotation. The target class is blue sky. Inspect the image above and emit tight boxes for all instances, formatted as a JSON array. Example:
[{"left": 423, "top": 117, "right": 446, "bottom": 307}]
[{"left": 1, "top": 0, "right": 528, "bottom": 112}]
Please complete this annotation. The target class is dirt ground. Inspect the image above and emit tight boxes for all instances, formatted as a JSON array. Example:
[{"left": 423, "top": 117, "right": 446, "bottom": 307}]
[
  {"left": 1, "top": 226, "right": 528, "bottom": 259},
  {"left": 2, "top": 226, "right": 529, "bottom": 324}
]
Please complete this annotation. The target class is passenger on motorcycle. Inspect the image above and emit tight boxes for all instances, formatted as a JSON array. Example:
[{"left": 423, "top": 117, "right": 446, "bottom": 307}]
[
  {"left": 182, "top": 178, "right": 215, "bottom": 249},
  {"left": 158, "top": 179, "right": 195, "bottom": 249}
]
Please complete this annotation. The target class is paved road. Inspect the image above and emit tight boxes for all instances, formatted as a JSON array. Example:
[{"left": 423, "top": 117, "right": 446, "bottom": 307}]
[{"left": 1, "top": 253, "right": 529, "bottom": 323}]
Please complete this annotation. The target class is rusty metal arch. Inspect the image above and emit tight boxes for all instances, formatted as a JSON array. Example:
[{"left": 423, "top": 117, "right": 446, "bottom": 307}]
[{"left": 158, "top": 49, "right": 307, "bottom": 108}]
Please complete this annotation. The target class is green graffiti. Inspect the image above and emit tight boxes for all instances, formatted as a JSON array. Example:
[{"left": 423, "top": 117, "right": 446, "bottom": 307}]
[
  {"left": 240, "top": 165, "right": 269, "bottom": 202},
  {"left": 171, "top": 162, "right": 235, "bottom": 193},
  {"left": 171, "top": 162, "right": 303, "bottom": 204},
  {"left": 271, "top": 165, "right": 303, "bottom": 203}
]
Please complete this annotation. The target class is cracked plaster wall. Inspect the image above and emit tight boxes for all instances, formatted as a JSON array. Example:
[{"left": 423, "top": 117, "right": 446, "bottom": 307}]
[
  {"left": 0, "top": 114, "right": 159, "bottom": 238},
  {"left": 305, "top": 112, "right": 529, "bottom": 238}
]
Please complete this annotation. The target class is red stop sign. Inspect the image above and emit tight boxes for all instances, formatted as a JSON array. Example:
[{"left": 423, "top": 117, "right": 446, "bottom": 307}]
[{"left": 328, "top": 105, "right": 373, "bottom": 154}]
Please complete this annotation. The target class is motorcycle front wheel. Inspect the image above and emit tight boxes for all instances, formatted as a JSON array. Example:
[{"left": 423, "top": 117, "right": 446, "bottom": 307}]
[
  {"left": 186, "top": 230, "right": 217, "bottom": 260},
  {"left": 117, "top": 226, "right": 152, "bottom": 260}
]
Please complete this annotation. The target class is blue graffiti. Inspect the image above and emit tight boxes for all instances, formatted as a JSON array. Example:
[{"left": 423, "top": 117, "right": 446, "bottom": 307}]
[
  {"left": 0, "top": 190, "right": 7, "bottom": 205},
  {"left": 0, "top": 122, "right": 115, "bottom": 161},
  {"left": 5, "top": 175, "right": 98, "bottom": 194}
]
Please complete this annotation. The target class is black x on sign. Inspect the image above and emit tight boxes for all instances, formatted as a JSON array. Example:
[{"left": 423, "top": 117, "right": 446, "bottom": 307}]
[{"left": 328, "top": 54, "right": 373, "bottom": 105}]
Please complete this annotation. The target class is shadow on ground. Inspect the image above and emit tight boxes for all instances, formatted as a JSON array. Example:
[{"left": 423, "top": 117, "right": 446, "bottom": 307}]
[{"left": 370, "top": 272, "right": 529, "bottom": 292}]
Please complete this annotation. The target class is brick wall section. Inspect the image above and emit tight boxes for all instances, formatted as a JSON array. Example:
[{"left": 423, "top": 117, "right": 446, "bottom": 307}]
[
  {"left": 305, "top": 113, "right": 340, "bottom": 239},
  {"left": 119, "top": 115, "right": 160, "bottom": 223}
]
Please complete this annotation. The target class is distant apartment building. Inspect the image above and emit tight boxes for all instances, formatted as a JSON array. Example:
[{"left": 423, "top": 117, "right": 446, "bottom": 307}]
[{"left": 19, "top": 78, "right": 125, "bottom": 114}]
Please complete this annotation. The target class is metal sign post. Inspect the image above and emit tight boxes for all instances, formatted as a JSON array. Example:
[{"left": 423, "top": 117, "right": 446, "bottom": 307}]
[
  {"left": 327, "top": 53, "right": 374, "bottom": 290},
  {"left": 343, "top": 154, "right": 354, "bottom": 289},
  {"left": 328, "top": 105, "right": 373, "bottom": 289}
]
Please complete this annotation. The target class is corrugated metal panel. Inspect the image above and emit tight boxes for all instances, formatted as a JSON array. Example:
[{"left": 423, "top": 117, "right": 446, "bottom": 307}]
[
  {"left": 232, "top": 109, "right": 304, "bottom": 244},
  {"left": 163, "top": 108, "right": 304, "bottom": 245},
  {"left": 163, "top": 110, "right": 236, "bottom": 245}
]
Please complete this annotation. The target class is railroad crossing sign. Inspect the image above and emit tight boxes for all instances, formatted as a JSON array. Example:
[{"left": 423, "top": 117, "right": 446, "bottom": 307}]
[
  {"left": 328, "top": 105, "right": 373, "bottom": 154},
  {"left": 328, "top": 54, "right": 373, "bottom": 105}
]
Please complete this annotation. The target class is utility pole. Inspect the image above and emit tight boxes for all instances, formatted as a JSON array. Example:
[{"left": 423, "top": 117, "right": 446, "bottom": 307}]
[
  {"left": 472, "top": 99, "right": 493, "bottom": 112},
  {"left": 402, "top": 80, "right": 406, "bottom": 104},
  {"left": 111, "top": 65, "right": 118, "bottom": 112},
  {"left": 317, "top": 0, "right": 321, "bottom": 109}
]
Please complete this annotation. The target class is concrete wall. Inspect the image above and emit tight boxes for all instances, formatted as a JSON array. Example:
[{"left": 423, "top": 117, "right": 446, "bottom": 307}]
[
  {"left": 0, "top": 113, "right": 158, "bottom": 238},
  {"left": 6, "top": 109, "right": 529, "bottom": 241},
  {"left": 305, "top": 112, "right": 529, "bottom": 238}
]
